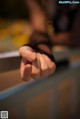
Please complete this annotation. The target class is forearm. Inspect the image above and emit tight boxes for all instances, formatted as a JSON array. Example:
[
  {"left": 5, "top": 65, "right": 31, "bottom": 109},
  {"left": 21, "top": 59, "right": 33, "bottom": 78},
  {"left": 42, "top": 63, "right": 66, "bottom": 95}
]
[
  {"left": 25, "top": 0, "right": 47, "bottom": 32},
  {"left": 19, "top": 0, "right": 56, "bottom": 81},
  {"left": 24, "top": 0, "right": 54, "bottom": 56}
]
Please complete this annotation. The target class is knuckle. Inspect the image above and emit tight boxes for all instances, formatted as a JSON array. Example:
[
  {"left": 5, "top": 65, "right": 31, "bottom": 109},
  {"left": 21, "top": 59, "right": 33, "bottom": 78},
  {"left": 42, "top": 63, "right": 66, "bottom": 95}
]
[
  {"left": 50, "top": 62, "right": 56, "bottom": 69},
  {"left": 42, "top": 68, "right": 48, "bottom": 72},
  {"left": 19, "top": 46, "right": 26, "bottom": 53},
  {"left": 41, "top": 65, "right": 48, "bottom": 71},
  {"left": 19, "top": 47, "right": 22, "bottom": 54},
  {"left": 19, "top": 48, "right": 21, "bottom": 54},
  {"left": 52, "top": 62, "right": 56, "bottom": 70}
]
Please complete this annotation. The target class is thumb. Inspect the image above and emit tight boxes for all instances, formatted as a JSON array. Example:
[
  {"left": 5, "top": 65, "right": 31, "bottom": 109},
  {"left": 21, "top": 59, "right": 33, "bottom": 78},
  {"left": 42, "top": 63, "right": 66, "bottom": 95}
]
[
  {"left": 22, "top": 64, "right": 32, "bottom": 81},
  {"left": 19, "top": 46, "right": 36, "bottom": 62}
]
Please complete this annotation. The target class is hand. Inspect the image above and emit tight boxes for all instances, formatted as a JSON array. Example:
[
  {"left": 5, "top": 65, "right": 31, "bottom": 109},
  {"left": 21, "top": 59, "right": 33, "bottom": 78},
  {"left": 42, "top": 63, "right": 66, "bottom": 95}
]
[{"left": 19, "top": 46, "right": 56, "bottom": 81}]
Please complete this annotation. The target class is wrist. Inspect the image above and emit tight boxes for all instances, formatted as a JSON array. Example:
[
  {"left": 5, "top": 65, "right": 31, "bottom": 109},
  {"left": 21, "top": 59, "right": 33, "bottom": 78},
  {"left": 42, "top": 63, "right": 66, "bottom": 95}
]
[
  {"left": 23, "top": 31, "right": 55, "bottom": 63},
  {"left": 37, "top": 44, "right": 52, "bottom": 55}
]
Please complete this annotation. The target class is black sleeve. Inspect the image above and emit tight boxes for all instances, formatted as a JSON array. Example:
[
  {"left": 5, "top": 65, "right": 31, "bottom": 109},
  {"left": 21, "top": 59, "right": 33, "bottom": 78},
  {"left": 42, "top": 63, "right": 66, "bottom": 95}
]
[{"left": 23, "top": 31, "right": 55, "bottom": 63}]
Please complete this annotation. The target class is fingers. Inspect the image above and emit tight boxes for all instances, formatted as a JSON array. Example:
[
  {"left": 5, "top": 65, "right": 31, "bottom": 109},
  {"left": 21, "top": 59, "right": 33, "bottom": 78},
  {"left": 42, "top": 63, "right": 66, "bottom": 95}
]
[
  {"left": 31, "top": 58, "right": 41, "bottom": 80},
  {"left": 19, "top": 47, "right": 56, "bottom": 81},
  {"left": 43, "top": 54, "right": 56, "bottom": 75},
  {"left": 20, "top": 58, "right": 32, "bottom": 81},
  {"left": 19, "top": 46, "right": 36, "bottom": 62},
  {"left": 37, "top": 53, "right": 49, "bottom": 78},
  {"left": 22, "top": 64, "right": 32, "bottom": 81}
]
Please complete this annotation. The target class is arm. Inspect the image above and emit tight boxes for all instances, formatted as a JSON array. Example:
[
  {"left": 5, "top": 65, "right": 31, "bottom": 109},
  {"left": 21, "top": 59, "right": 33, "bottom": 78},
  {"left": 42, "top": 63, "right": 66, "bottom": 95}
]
[
  {"left": 19, "top": 0, "right": 56, "bottom": 81},
  {"left": 25, "top": 0, "right": 54, "bottom": 54},
  {"left": 25, "top": 0, "right": 47, "bottom": 32}
]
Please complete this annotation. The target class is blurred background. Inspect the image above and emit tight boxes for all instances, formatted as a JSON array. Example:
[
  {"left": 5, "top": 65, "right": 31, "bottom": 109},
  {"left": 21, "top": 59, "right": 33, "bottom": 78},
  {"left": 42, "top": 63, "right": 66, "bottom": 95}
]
[
  {"left": 0, "top": 0, "right": 80, "bottom": 119},
  {"left": 0, "top": 0, "right": 80, "bottom": 52}
]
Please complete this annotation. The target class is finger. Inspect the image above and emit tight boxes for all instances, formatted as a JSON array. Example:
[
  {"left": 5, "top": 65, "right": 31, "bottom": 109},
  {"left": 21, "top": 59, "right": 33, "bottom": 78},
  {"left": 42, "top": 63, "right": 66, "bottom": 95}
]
[
  {"left": 20, "top": 59, "right": 32, "bottom": 81},
  {"left": 31, "top": 57, "right": 41, "bottom": 80},
  {"left": 43, "top": 54, "right": 56, "bottom": 75},
  {"left": 19, "top": 46, "right": 36, "bottom": 62},
  {"left": 23, "top": 64, "right": 32, "bottom": 81},
  {"left": 37, "top": 53, "right": 49, "bottom": 78},
  {"left": 20, "top": 58, "right": 28, "bottom": 77}
]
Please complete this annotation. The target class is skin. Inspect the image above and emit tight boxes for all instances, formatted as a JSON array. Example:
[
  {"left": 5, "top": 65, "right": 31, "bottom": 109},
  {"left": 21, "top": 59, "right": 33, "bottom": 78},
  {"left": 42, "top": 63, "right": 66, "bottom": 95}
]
[{"left": 19, "top": 0, "right": 56, "bottom": 81}]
